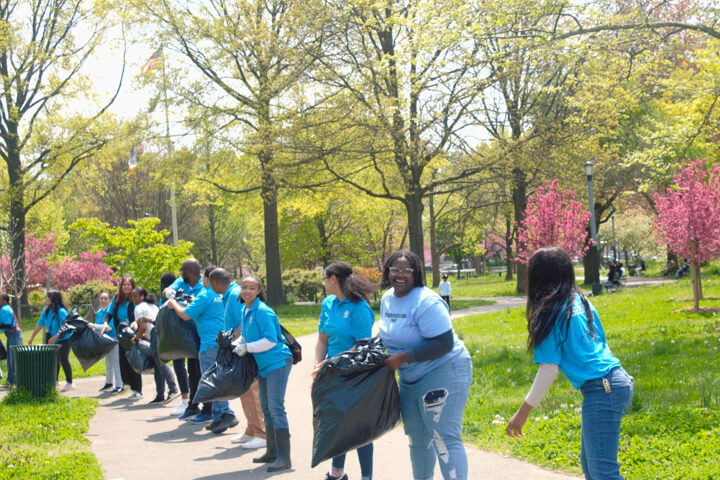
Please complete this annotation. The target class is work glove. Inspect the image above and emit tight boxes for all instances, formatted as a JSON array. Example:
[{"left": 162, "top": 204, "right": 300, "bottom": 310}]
[
  {"left": 164, "top": 288, "right": 177, "bottom": 300},
  {"left": 232, "top": 337, "right": 248, "bottom": 357}
]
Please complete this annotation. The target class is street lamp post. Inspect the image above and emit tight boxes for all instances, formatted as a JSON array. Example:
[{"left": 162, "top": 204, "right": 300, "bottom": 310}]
[{"left": 585, "top": 161, "right": 603, "bottom": 296}]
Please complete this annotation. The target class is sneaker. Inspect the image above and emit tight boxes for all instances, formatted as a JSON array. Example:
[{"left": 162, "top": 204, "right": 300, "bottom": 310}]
[
  {"left": 99, "top": 383, "right": 113, "bottom": 392},
  {"left": 179, "top": 407, "right": 201, "bottom": 420},
  {"left": 189, "top": 413, "right": 212, "bottom": 424},
  {"left": 205, "top": 419, "right": 222, "bottom": 431},
  {"left": 111, "top": 386, "right": 124, "bottom": 394},
  {"left": 128, "top": 391, "right": 143, "bottom": 399},
  {"left": 240, "top": 436, "right": 267, "bottom": 450},
  {"left": 163, "top": 390, "right": 181, "bottom": 405},
  {"left": 211, "top": 413, "right": 239, "bottom": 434},
  {"left": 325, "top": 474, "right": 348, "bottom": 480},
  {"left": 61, "top": 383, "right": 77, "bottom": 392},
  {"left": 171, "top": 400, "right": 189, "bottom": 416},
  {"left": 231, "top": 433, "right": 253, "bottom": 444},
  {"left": 148, "top": 395, "right": 165, "bottom": 405}
]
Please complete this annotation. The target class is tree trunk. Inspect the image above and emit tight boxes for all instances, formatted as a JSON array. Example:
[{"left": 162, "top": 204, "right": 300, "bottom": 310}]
[
  {"left": 428, "top": 192, "right": 440, "bottom": 287},
  {"left": 512, "top": 167, "right": 527, "bottom": 293},
  {"left": 583, "top": 230, "right": 600, "bottom": 285},
  {"left": 505, "top": 215, "right": 514, "bottom": 281},
  {"left": 405, "top": 192, "right": 426, "bottom": 267},
  {"left": 208, "top": 204, "right": 218, "bottom": 265},
  {"left": 260, "top": 161, "right": 285, "bottom": 306},
  {"left": 690, "top": 240, "right": 700, "bottom": 312},
  {"left": 7, "top": 146, "right": 26, "bottom": 324}
]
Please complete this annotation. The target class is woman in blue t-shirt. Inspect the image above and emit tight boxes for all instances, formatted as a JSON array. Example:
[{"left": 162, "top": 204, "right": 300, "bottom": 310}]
[
  {"left": 379, "top": 250, "right": 472, "bottom": 480},
  {"left": 28, "top": 290, "right": 74, "bottom": 391},
  {"left": 506, "top": 247, "right": 633, "bottom": 479},
  {"left": 231, "top": 275, "right": 293, "bottom": 473},
  {"left": 313, "top": 261, "right": 377, "bottom": 480},
  {"left": 106, "top": 277, "right": 142, "bottom": 398}
]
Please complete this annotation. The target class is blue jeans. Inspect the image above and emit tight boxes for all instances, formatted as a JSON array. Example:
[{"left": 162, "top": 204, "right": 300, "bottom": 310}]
[
  {"left": 199, "top": 347, "right": 234, "bottom": 421},
  {"left": 332, "top": 443, "right": 373, "bottom": 479},
  {"left": 580, "top": 366, "right": 634, "bottom": 480},
  {"left": 399, "top": 354, "right": 472, "bottom": 480},
  {"left": 5, "top": 329, "right": 22, "bottom": 385},
  {"left": 258, "top": 355, "right": 292, "bottom": 430}
]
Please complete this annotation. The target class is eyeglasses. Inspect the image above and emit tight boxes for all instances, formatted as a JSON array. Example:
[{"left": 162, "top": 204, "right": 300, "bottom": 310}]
[{"left": 389, "top": 267, "right": 414, "bottom": 275}]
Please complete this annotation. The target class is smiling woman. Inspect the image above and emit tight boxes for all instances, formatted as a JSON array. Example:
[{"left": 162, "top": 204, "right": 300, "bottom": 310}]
[{"left": 378, "top": 250, "right": 473, "bottom": 480}]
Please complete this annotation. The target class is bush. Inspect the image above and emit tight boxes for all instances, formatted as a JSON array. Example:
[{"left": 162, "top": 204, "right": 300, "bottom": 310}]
[
  {"left": 65, "top": 280, "right": 117, "bottom": 317},
  {"left": 353, "top": 266, "right": 382, "bottom": 285},
  {"left": 283, "top": 269, "right": 323, "bottom": 302}
]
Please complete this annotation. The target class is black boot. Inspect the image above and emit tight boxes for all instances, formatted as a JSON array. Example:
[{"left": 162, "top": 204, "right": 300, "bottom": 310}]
[
  {"left": 253, "top": 427, "right": 277, "bottom": 463},
  {"left": 267, "top": 429, "right": 291, "bottom": 472}
]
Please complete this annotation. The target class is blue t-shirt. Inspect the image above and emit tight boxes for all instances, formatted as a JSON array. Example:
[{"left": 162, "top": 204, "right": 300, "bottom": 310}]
[
  {"left": 319, "top": 295, "right": 375, "bottom": 358},
  {"left": 222, "top": 282, "right": 243, "bottom": 332},
  {"left": 184, "top": 286, "right": 225, "bottom": 352},
  {"left": 169, "top": 278, "right": 204, "bottom": 298},
  {"left": 37, "top": 306, "right": 69, "bottom": 339},
  {"left": 0, "top": 304, "right": 16, "bottom": 331},
  {"left": 240, "top": 298, "right": 291, "bottom": 377},
  {"left": 95, "top": 306, "right": 115, "bottom": 338},
  {"left": 533, "top": 293, "right": 621, "bottom": 389},
  {"left": 380, "top": 286, "right": 469, "bottom": 383},
  {"left": 107, "top": 297, "right": 132, "bottom": 325}
]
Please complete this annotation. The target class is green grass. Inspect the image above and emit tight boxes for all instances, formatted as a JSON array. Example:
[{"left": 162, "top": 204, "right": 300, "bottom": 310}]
[
  {"left": 457, "top": 275, "right": 720, "bottom": 479},
  {"left": 0, "top": 389, "right": 102, "bottom": 479},
  {"left": 445, "top": 274, "right": 522, "bottom": 297}
]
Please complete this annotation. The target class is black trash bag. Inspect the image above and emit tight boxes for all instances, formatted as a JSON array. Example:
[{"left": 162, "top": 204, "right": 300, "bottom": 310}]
[
  {"left": 0, "top": 338, "right": 6, "bottom": 361},
  {"left": 55, "top": 307, "right": 89, "bottom": 339},
  {"left": 117, "top": 323, "right": 136, "bottom": 351},
  {"left": 193, "top": 330, "right": 259, "bottom": 404},
  {"left": 126, "top": 339, "right": 154, "bottom": 374},
  {"left": 70, "top": 328, "right": 118, "bottom": 372},
  {"left": 156, "top": 293, "right": 200, "bottom": 361},
  {"left": 311, "top": 336, "right": 401, "bottom": 468}
]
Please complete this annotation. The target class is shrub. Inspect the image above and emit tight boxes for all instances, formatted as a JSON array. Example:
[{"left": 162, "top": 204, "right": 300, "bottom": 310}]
[
  {"left": 283, "top": 269, "right": 323, "bottom": 302},
  {"left": 65, "top": 280, "right": 117, "bottom": 317}
]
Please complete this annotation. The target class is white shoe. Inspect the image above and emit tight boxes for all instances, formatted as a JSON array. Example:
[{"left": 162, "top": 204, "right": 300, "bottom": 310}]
[
  {"left": 170, "top": 400, "right": 188, "bottom": 416},
  {"left": 240, "top": 436, "right": 267, "bottom": 449},
  {"left": 231, "top": 433, "right": 252, "bottom": 444},
  {"left": 61, "top": 383, "right": 76, "bottom": 392},
  {"left": 128, "top": 391, "right": 143, "bottom": 399}
]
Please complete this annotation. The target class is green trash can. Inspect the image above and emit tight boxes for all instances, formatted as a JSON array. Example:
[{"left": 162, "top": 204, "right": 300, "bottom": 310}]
[{"left": 11, "top": 345, "right": 61, "bottom": 398}]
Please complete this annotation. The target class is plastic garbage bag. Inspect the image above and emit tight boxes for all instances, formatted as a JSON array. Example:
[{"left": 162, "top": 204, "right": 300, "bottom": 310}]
[
  {"left": 54, "top": 307, "right": 87, "bottom": 339},
  {"left": 311, "top": 336, "right": 401, "bottom": 467},
  {"left": 126, "top": 339, "right": 154, "bottom": 374},
  {"left": 0, "top": 338, "right": 6, "bottom": 361},
  {"left": 70, "top": 328, "right": 117, "bottom": 372},
  {"left": 117, "top": 323, "right": 136, "bottom": 351},
  {"left": 156, "top": 293, "right": 200, "bottom": 361},
  {"left": 193, "top": 330, "right": 258, "bottom": 404}
]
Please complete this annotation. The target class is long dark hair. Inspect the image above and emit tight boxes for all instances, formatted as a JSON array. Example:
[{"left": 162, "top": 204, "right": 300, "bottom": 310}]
[
  {"left": 160, "top": 271, "right": 176, "bottom": 292},
  {"left": 132, "top": 287, "right": 148, "bottom": 304},
  {"left": 526, "top": 247, "right": 593, "bottom": 351},
  {"left": 381, "top": 250, "right": 426, "bottom": 289},
  {"left": 113, "top": 276, "right": 136, "bottom": 325},
  {"left": 239, "top": 275, "right": 266, "bottom": 304},
  {"left": 46, "top": 290, "right": 67, "bottom": 316},
  {"left": 325, "top": 261, "right": 377, "bottom": 302}
]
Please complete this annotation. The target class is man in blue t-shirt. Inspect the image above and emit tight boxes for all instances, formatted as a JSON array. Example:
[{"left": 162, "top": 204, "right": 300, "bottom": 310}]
[
  {"left": 166, "top": 265, "right": 238, "bottom": 434},
  {"left": 0, "top": 294, "right": 22, "bottom": 387}
]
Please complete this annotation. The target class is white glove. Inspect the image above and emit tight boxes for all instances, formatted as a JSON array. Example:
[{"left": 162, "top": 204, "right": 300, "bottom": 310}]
[
  {"left": 232, "top": 337, "right": 248, "bottom": 357},
  {"left": 164, "top": 288, "right": 176, "bottom": 300}
]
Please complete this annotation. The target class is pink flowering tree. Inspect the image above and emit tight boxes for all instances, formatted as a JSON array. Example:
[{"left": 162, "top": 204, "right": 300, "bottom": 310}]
[
  {"left": 1, "top": 234, "right": 56, "bottom": 290},
  {"left": 653, "top": 160, "right": 720, "bottom": 312},
  {"left": 52, "top": 251, "right": 114, "bottom": 291},
  {"left": 516, "top": 180, "right": 592, "bottom": 263}
]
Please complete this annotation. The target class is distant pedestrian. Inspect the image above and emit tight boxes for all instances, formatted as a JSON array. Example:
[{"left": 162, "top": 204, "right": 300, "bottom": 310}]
[
  {"left": 88, "top": 292, "right": 122, "bottom": 393},
  {"left": 28, "top": 290, "right": 75, "bottom": 391},
  {"left": 506, "top": 247, "right": 633, "bottom": 479},
  {"left": 438, "top": 273, "right": 452, "bottom": 311}
]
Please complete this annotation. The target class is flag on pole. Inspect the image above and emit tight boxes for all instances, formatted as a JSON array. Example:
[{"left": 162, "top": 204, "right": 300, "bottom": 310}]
[
  {"left": 128, "top": 147, "right": 138, "bottom": 174},
  {"left": 141, "top": 48, "right": 163, "bottom": 73}
]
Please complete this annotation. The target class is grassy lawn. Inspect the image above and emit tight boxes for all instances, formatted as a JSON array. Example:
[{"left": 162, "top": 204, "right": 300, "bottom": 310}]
[
  {"left": 456, "top": 275, "right": 720, "bottom": 479},
  {"left": 0, "top": 390, "right": 102, "bottom": 479},
  {"left": 445, "top": 273, "right": 521, "bottom": 297}
]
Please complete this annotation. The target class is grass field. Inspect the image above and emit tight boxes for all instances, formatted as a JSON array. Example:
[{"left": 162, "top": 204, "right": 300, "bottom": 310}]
[
  {"left": 0, "top": 390, "right": 102, "bottom": 479},
  {"left": 456, "top": 275, "right": 720, "bottom": 479}
]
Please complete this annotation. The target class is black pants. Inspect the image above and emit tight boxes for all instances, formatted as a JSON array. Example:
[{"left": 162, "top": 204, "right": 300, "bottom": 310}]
[
  {"left": 173, "top": 357, "right": 209, "bottom": 413},
  {"left": 118, "top": 343, "right": 142, "bottom": 393},
  {"left": 441, "top": 295, "right": 451, "bottom": 311},
  {"left": 47, "top": 333, "right": 72, "bottom": 383},
  {"left": 150, "top": 330, "right": 177, "bottom": 397},
  {"left": 173, "top": 358, "right": 189, "bottom": 394}
]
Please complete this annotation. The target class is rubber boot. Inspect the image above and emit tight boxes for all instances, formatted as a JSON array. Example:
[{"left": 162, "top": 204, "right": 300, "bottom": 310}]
[
  {"left": 267, "top": 429, "right": 291, "bottom": 472},
  {"left": 253, "top": 427, "right": 277, "bottom": 463}
]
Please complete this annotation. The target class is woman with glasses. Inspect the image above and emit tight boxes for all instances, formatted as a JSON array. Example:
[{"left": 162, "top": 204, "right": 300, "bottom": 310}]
[{"left": 379, "top": 250, "right": 472, "bottom": 480}]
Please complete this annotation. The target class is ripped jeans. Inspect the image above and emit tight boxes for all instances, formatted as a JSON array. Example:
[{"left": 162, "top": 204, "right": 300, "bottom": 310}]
[{"left": 399, "top": 354, "right": 472, "bottom": 480}]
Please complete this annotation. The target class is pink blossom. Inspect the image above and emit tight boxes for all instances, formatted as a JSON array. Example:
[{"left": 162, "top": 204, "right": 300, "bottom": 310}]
[{"left": 52, "top": 251, "right": 114, "bottom": 291}]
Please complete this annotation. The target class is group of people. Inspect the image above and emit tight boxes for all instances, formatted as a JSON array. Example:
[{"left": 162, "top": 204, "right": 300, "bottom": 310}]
[{"left": 1, "top": 247, "right": 634, "bottom": 480}]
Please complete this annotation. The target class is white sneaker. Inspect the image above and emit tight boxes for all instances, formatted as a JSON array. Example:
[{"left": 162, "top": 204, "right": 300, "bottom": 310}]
[
  {"left": 170, "top": 400, "right": 188, "bottom": 416},
  {"left": 240, "top": 436, "right": 267, "bottom": 449},
  {"left": 231, "top": 433, "right": 252, "bottom": 444},
  {"left": 61, "top": 383, "right": 76, "bottom": 392},
  {"left": 128, "top": 391, "right": 143, "bottom": 399}
]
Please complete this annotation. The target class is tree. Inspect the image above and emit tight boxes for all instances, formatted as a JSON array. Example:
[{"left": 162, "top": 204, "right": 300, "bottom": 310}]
[
  {"left": 52, "top": 252, "right": 114, "bottom": 291},
  {"left": 516, "top": 180, "right": 592, "bottom": 263},
  {"left": 0, "top": 0, "right": 122, "bottom": 316},
  {"left": 70, "top": 217, "right": 193, "bottom": 291},
  {"left": 653, "top": 160, "right": 720, "bottom": 312}
]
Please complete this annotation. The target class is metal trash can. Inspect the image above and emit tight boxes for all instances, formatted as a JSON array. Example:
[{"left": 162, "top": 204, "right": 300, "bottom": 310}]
[{"left": 11, "top": 345, "right": 61, "bottom": 397}]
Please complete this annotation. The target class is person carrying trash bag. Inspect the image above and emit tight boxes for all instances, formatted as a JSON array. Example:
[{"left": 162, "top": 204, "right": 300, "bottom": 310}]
[
  {"left": 312, "top": 261, "right": 378, "bottom": 480},
  {"left": 117, "top": 322, "right": 153, "bottom": 373},
  {"left": 379, "top": 250, "right": 473, "bottom": 480},
  {"left": 90, "top": 292, "right": 123, "bottom": 393},
  {"left": 52, "top": 308, "right": 117, "bottom": 372},
  {"left": 230, "top": 274, "right": 293, "bottom": 473},
  {"left": 106, "top": 277, "right": 143, "bottom": 399},
  {"left": 311, "top": 337, "right": 400, "bottom": 475},
  {"left": 27, "top": 290, "right": 75, "bottom": 391},
  {"left": 0, "top": 293, "right": 23, "bottom": 388},
  {"left": 166, "top": 265, "right": 239, "bottom": 432},
  {"left": 162, "top": 261, "right": 206, "bottom": 417},
  {"left": 208, "top": 268, "right": 266, "bottom": 446}
]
